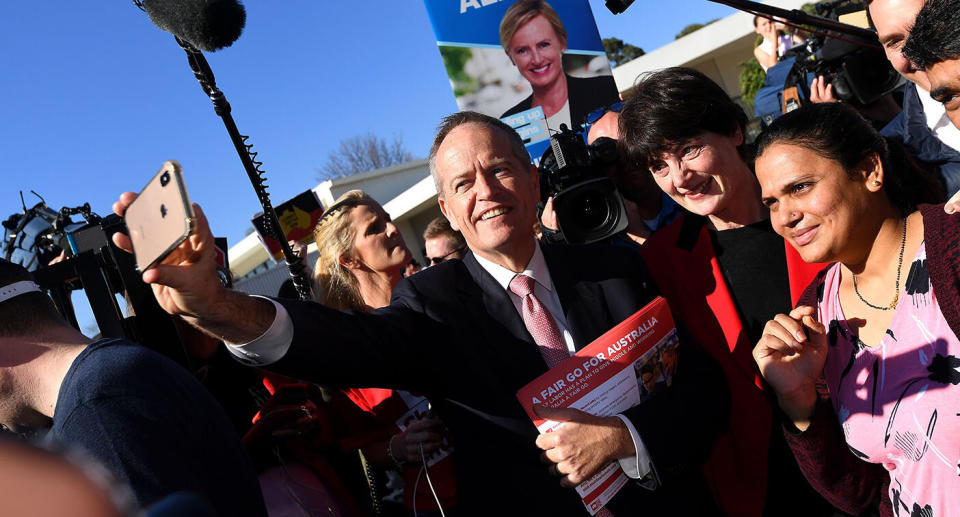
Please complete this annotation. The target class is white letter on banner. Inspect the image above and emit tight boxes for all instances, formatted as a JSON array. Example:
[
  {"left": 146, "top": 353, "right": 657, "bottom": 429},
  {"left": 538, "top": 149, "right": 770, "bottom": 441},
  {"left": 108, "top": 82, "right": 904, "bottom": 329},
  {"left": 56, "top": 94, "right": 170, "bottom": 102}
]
[{"left": 461, "top": 0, "right": 481, "bottom": 13}]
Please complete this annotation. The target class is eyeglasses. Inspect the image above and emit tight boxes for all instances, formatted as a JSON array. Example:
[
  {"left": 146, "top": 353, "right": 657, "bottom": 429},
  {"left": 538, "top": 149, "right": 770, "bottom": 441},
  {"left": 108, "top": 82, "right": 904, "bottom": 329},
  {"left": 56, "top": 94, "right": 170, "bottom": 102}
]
[
  {"left": 426, "top": 246, "right": 466, "bottom": 266},
  {"left": 585, "top": 100, "right": 624, "bottom": 126}
]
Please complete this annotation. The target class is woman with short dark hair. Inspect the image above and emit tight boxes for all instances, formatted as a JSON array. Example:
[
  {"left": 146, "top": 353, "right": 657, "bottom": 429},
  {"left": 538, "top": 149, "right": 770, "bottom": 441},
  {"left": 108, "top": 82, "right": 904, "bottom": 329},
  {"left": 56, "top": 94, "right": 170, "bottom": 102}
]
[{"left": 618, "top": 67, "right": 836, "bottom": 517}]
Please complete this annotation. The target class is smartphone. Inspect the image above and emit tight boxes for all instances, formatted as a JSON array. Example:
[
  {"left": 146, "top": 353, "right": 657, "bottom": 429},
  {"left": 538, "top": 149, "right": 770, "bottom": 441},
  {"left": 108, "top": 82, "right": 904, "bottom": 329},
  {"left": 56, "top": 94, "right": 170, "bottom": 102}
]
[{"left": 125, "top": 160, "right": 195, "bottom": 272}]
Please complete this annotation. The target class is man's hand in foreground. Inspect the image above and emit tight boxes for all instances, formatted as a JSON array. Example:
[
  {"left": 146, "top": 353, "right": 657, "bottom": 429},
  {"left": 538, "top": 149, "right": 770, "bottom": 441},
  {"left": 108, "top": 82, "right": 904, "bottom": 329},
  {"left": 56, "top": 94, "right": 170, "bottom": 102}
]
[
  {"left": 534, "top": 405, "right": 634, "bottom": 487},
  {"left": 112, "top": 192, "right": 274, "bottom": 343}
]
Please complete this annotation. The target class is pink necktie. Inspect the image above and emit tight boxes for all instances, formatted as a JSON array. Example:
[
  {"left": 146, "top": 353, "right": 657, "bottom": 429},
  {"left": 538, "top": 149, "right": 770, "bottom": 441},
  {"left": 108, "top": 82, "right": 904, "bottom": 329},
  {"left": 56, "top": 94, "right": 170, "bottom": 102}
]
[
  {"left": 509, "top": 273, "right": 569, "bottom": 367},
  {"left": 509, "top": 274, "right": 616, "bottom": 517}
]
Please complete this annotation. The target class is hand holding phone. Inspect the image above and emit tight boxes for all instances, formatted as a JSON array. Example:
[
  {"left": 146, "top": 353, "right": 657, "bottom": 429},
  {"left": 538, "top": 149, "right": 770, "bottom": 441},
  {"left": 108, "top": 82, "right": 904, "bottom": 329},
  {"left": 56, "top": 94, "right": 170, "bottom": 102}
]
[{"left": 124, "top": 161, "right": 195, "bottom": 272}]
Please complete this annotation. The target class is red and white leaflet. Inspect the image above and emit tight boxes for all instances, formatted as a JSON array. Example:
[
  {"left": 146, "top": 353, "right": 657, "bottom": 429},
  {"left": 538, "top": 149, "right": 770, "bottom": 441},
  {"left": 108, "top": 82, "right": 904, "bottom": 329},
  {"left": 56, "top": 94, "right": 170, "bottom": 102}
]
[
  {"left": 394, "top": 393, "right": 453, "bottom": 468},
  {"left": 516, "top": 296, "right": 679, "bottom": 515}
]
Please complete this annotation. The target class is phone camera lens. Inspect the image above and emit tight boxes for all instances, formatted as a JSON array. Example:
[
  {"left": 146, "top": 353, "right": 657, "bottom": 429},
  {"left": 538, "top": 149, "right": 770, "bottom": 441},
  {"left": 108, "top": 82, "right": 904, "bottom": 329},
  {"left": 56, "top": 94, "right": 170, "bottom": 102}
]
[{"left": 160, "top": 171, "right": 171, "bottom": 187}]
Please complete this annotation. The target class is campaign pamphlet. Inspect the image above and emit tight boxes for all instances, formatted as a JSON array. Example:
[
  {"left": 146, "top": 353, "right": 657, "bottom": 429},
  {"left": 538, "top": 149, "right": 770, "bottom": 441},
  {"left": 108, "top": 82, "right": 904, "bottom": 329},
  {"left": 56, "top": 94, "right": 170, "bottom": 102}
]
[
  {"left": 394, "top": 391, "right": 453, "bottom": 468},
  {"left": 516, "top": 296, "right": 680, "bottom": 515}
]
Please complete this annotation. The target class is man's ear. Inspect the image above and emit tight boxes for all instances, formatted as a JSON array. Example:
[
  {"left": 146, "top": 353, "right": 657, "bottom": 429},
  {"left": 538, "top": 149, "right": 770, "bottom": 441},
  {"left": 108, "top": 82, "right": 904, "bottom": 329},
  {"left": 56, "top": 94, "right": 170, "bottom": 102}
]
[{"left": 438, "top": 197, "right": 460, "bottom": 232}]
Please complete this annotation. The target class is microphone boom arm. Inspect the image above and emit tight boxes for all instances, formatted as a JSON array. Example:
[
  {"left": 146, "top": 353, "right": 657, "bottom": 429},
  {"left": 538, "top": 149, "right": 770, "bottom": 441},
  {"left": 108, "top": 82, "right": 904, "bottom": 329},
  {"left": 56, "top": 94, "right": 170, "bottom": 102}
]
[{"left": 174, "top": 36, "right": 312, "bottom": 301}]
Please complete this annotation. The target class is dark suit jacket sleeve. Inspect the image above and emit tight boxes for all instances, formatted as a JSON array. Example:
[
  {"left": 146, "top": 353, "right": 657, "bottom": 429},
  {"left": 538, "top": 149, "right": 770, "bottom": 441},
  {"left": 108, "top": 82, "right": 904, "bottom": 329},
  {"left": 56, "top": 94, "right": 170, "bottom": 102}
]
[
  {"left": 620, "top": 259, "right": 731, "bottom": 485},
  {"left": 268, "top": 287, "right": 453, "bottom": 395}
]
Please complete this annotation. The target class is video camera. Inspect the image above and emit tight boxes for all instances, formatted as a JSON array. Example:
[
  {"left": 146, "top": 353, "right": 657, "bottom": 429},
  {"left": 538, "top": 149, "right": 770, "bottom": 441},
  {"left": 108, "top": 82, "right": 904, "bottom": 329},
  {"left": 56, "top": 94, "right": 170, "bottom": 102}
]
[
  {"left": 3, "top": 193, "right": 190, "bottom": 367},
  {"left": 606, "top": 0, "right": 902, "bottom": 127},
  {"left": 779, "top": 1, "right": 900, "bottom": 105},
  {"left": 2, "top": 195, "right": 107, "bottom": 272},
  {"left": 538, "top": 124, "right": 628, "bottom": 244}
]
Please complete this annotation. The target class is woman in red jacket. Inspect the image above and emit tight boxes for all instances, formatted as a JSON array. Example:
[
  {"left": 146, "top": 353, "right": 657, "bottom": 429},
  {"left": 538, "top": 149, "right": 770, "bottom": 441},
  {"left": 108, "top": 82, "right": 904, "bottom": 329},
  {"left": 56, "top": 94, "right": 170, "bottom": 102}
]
[{"left": 618, "top": 67, "right": 832, "bottom": 516}]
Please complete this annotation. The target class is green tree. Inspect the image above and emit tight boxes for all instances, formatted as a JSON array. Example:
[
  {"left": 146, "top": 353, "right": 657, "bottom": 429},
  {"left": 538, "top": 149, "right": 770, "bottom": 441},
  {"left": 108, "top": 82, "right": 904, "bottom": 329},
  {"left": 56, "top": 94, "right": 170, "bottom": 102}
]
[
  {"left": 675, "top": 18, "right": 719, "bottom": 39},
  {"left": 602, "top": 37, "right": 645, "bottom": 67},
  {"left": 739, "top": 58, "right": 766, "bottom": 108},
  {"left": 439, "top": 46, "right": 477, "bottom": 97}
]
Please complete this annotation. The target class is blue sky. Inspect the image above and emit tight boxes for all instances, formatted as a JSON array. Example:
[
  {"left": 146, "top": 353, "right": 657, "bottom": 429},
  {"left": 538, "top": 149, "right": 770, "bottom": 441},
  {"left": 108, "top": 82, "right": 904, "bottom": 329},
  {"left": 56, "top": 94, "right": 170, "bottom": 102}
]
[{"left": 0, "top": 1, "right": 736, "bottom": 333}]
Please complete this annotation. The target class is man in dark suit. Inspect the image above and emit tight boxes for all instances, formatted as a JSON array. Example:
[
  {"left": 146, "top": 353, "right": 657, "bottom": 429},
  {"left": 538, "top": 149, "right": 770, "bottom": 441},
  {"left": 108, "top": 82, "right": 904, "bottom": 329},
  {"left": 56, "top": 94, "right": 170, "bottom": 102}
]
[{"left": 112, "top": 112, "right": 727, "bottom": 516}]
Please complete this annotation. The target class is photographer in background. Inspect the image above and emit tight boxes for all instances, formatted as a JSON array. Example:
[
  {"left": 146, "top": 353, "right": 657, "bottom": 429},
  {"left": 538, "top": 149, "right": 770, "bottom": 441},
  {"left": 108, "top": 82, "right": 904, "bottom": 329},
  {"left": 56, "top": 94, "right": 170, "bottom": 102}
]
[
  {"left": 753, "top": 16, "right": 803, "bottom": 71},
  {"left": 810, "top": 0, "right": 960, "bottom": 196},
  {"left": 0, "top": 259, "right": 267, "bottom": 516}
]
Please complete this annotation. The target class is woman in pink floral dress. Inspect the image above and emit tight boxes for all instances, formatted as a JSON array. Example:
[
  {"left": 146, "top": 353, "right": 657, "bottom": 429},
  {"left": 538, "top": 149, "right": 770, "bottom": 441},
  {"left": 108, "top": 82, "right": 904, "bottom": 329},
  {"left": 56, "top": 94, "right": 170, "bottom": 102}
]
[{"left": 751, "top": 102, "right": 958, "bottom": 516}]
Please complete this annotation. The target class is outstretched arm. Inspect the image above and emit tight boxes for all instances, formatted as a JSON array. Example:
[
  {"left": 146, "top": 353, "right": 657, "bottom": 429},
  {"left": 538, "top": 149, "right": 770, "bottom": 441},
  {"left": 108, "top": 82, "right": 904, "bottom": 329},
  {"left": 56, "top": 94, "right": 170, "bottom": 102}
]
[{"left": 112, "top": 192, "right": 275, "bottom": 344}]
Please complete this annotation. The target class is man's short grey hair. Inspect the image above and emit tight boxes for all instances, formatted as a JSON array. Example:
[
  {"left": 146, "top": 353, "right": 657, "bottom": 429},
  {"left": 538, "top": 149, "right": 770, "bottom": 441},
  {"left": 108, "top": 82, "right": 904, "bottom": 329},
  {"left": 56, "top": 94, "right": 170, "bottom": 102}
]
[{"left": 428, "top": 111, "right": 531, "bottom": 198}]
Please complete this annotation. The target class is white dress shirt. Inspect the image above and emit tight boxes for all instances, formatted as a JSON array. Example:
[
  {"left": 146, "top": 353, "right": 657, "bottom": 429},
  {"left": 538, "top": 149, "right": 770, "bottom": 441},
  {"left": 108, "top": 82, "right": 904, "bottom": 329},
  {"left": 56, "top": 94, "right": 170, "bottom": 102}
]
[{"left": 226, "top": 243, "right": 656, "bottom": 483}]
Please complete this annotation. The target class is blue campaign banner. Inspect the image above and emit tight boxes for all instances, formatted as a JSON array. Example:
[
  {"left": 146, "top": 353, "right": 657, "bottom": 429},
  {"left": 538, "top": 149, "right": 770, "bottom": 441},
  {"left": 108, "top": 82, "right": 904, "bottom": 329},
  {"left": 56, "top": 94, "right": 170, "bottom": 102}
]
[
  {"left": 423, "top": 0, "right": 619, "bottom": 162},
  {"left": 424, "top": 0, "right": 605, "bottom": 53}
]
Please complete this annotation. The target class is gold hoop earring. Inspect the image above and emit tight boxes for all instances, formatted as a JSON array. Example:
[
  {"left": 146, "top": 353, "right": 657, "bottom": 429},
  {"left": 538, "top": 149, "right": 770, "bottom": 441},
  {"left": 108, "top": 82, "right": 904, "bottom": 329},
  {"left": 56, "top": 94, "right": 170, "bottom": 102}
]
[{"left": 872, "top": 180, "right": 882, "bottom": 187}]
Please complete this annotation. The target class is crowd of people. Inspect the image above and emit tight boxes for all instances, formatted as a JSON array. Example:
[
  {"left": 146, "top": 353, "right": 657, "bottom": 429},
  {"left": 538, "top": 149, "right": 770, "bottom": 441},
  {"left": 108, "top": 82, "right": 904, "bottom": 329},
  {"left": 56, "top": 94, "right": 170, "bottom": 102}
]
[{"left": 3, "top": 0, "right": 960, "bottom": 515}]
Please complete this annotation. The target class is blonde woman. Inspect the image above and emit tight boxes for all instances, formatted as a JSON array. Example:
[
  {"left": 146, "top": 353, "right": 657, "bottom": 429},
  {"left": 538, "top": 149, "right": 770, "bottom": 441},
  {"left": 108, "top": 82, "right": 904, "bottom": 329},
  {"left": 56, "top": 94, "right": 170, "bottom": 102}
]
[
  {"left": 312, "top": 190, "right": 458, "bottom": 513},
  {"left": 498, "top": 0, "right": 618, "bottom": 129}
]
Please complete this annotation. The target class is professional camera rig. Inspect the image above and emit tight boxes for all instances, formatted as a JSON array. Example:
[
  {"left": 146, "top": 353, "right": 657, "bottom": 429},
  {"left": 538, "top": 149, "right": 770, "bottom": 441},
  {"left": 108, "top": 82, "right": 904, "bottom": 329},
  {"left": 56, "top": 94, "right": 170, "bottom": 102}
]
[
  {"left": 607, "top": 0, "right": 902, "bottom": 126},
  {"left": 3, "top": 193, "right": 190, "bottom": 367},
  {"left": 538, "top": 124, "right": 628, "bottom": 245}
]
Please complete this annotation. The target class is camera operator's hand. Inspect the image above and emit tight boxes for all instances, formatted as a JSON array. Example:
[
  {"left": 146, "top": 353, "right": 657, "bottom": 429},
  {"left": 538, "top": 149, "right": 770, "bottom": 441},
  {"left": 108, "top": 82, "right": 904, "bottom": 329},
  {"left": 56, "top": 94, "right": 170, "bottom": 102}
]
[
  {"left": 112, "top": 192, "right": 275, "bottom": 343},
  {"left": 809, "top": 76, "right": 838, "bottom": 103},
  {"left": 540, "top": 196, "right": 559, "bottom": 231},
  {"left": 946, "top": 190, "right": 960, "bottom": 214}
]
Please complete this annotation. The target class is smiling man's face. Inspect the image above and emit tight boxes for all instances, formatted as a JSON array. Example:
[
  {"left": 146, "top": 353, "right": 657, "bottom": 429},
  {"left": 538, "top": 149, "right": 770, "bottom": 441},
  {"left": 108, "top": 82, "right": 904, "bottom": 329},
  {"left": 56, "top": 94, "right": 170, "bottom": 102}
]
[
  {"left": 928, "top": 58, "right": 960, "bottom": 129},
  {"left": 870, "top": 0, "right": 930, "bottom": 90},
  {"left": 435, "top": 122, "right": 539, "bottom": 268}
]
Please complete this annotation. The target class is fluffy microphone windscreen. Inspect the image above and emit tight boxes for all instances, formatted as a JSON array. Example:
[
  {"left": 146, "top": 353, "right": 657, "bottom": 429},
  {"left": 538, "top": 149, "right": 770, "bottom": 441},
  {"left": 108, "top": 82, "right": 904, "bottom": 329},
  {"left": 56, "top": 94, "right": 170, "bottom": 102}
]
[{"left": 142, "top": 0, "right": 246, "bottom": 52}]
